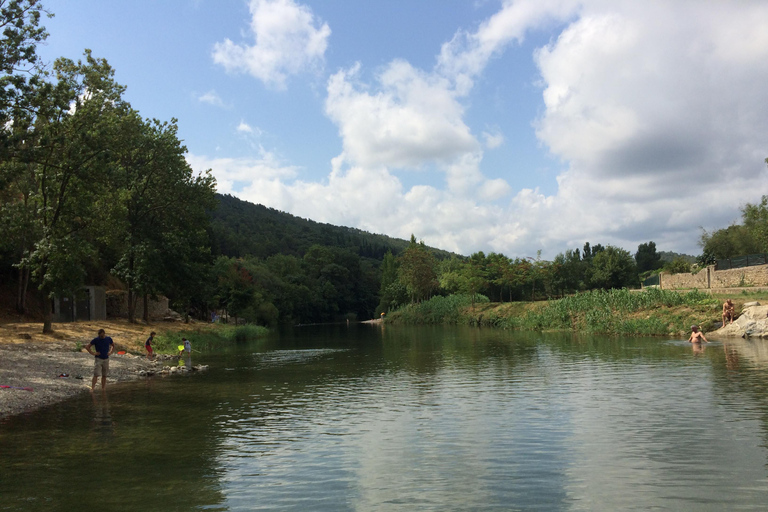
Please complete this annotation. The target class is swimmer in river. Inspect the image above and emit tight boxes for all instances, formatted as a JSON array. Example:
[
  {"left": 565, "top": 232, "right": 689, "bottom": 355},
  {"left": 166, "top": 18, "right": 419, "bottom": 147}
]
[{"left": 688, "top": 325, "right": 709, "bottom": 344}]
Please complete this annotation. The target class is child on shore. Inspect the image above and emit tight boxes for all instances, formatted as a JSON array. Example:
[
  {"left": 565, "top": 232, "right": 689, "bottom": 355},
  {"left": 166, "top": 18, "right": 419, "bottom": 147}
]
[{"left": 145, "top": 331, "right": 156, "bottom": 360}]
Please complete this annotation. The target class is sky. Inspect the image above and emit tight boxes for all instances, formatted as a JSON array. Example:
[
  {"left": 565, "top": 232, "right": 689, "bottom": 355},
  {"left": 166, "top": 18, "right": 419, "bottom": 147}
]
[{"left": 36, "top": 0, "right": 768, "bottom": 259}]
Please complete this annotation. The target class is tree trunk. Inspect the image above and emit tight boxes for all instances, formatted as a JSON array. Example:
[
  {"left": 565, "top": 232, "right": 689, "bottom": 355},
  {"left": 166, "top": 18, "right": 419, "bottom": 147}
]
[
  {"left": 21, "top": 268, "right": 29, "bottom": 312},
  {"left": 42, "top": 288, "right": 53, "bottom": 334},
  {"left": 16, "top": 266, "right": 25, "bottom": 314},
  {"left": 128, "top": 287, "right": 135, "bottom": 323},
  {"left": 127, "top": 254, "right": 136, "bottom": 323},
  {"left": 143, "top": 293, "right": 149, "bottom": 323}
]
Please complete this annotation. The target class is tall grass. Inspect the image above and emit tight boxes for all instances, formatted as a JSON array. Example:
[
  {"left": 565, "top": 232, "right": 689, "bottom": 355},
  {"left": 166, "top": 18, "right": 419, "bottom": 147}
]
[
  {"left": 154, "top": 324, "right": 269, "bottom": 352},
  {"left": 504, "top": 288, "right": 717, "bottom": 335},
  {"left": 387, "top": 294, "right": 489, "bottom": 324},
  {"left": 389, "top": 288, "right": 719, "bottom": 336}
]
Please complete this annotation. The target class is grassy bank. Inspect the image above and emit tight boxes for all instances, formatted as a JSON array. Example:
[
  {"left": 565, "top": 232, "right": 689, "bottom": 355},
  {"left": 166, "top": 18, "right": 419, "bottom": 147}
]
[
  {"left": 153, "top": 324, "right": 270, "bottom": 353},
  {"left": 387, "top": 289, "right": 723, "bottom": 336}
]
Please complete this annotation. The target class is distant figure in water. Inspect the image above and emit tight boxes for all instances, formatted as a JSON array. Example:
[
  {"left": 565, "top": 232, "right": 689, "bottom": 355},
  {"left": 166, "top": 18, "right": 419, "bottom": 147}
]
[
  {"left": 722, "top": 299, "right": 735, "bottom": 326},
  {"left": 688, "top": 325, "right": 708, "bottom": 344}
]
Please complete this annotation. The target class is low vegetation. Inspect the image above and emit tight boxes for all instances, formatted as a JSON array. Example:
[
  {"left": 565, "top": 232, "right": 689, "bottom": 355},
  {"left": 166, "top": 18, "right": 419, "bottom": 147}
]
[{"left": 388, "top": 288, "right": 721, "bottom": 337}]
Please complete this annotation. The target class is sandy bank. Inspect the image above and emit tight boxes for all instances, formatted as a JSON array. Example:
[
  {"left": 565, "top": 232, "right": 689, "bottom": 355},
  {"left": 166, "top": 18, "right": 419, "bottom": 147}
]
[{"left": 0, "top": 341, "right": 162, "bottom": 419}]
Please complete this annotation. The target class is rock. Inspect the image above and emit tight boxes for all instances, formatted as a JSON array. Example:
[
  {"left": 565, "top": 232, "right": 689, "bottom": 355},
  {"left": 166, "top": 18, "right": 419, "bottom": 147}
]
[
  {"left": 743, "top": 301, "right": 761, "bottom": 307},
  {"left": 18, "top": 333, "right": 32, "bottom": 340},
  {"left": 715, "top": 303, "right": 768, "bottom": 337}
]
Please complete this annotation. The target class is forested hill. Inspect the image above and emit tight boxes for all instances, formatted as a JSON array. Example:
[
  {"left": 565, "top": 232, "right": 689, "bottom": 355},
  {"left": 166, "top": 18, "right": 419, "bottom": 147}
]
[{"left": 208, "top": 194, "right": 455, "bottom": 261}]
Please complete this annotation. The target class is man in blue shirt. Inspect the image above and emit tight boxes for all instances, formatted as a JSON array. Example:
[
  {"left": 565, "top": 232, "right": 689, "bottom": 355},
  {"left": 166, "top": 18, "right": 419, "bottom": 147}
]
[{"left": 86, "top": 329, "right": 114, "bottom": 391}]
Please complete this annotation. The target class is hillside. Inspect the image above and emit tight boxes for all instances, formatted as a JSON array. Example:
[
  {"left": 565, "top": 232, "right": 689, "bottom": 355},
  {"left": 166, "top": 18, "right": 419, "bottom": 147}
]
[{"left": 208, "top": 194, "right": 456, "bottom": 261}]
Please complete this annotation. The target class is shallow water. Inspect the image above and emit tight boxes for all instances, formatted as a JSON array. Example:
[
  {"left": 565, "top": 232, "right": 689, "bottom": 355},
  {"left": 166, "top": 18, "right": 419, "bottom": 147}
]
[{"left": 2, "top": 325, "right": 768, "bottom": 511}]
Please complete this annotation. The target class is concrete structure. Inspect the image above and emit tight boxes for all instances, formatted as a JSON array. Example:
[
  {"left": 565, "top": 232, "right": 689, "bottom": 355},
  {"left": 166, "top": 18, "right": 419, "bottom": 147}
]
[
  {"left": 106, "top": 290, "right": 172, "bottom": 320},
  {"left": 52, "top": 286, "right": 107, "bottom": 322}
]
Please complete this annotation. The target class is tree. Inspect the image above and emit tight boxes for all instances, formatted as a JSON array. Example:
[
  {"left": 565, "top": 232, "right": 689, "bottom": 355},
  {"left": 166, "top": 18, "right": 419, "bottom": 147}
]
[
  {"left": 398, "top": 235, "right": 438, "bottom": 303},
  {"left": 635, "top": 241, "right": 663, "bottom": 273},
  {"left": 699, "top": 224, "right": 758, "bottom": 260},
  {"left": 664, "top": 257, "right": 691, "bottom": 274},
  {"left": 591, "top": 246, "right": 639, "bottom": 290},
  {"left": 15, "top": 51, "right": 130, "bottom": 333},
  {"left": 377, "top": 250, "right": 401, "bottom": 313},
  {"left": 741, "top": 194, "right": 768, "bottom": 253},
  {"left": 109, "top": 112, "right": 216, "bottom": 322}
]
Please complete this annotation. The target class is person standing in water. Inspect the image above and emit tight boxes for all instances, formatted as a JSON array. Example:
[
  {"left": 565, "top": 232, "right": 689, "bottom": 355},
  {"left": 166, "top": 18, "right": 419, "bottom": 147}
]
[
  {"left": 688, "top": 325, "right": 709, "bottom": 344},
  {"left": 179, "top": 337, "right": 191, "bottom": 356},
  {"left": 86, "top": 329, "right": 114, "bottom": 391}
]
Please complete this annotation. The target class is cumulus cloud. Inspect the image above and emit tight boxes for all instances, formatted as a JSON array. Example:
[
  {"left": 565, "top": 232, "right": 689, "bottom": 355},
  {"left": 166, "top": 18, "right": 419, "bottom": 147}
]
[
  {"left": 207, "top": 0, "right": 768, "bottom": 258},
  {"left": 325, "top": 62, "right": 478, "bottom": 169},
  {"left": 212, "top": 0, "right": 331, "bottom": 89}
]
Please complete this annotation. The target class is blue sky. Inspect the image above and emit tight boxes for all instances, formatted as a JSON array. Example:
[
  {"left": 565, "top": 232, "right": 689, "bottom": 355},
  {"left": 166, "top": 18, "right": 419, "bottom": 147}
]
[{"left": 37, "top": 0, "right": 768, "bottom": 258}]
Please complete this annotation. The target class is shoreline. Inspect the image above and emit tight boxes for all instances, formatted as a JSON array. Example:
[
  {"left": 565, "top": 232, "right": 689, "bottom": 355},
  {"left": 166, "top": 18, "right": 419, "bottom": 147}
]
[{"left": 0, "top": 341, "right": 160, "bottom": 420}]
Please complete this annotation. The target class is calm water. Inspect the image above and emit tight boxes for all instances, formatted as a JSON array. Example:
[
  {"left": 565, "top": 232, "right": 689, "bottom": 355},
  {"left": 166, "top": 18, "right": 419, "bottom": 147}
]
[{"left": 2, "top": 325, "right": 768, "bottom": 511}]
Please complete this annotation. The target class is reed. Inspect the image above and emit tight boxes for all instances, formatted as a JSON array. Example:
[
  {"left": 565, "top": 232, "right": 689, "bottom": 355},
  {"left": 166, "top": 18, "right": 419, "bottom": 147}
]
[{"left": 155, "top": 324, "right": 270, "bottom": 352}]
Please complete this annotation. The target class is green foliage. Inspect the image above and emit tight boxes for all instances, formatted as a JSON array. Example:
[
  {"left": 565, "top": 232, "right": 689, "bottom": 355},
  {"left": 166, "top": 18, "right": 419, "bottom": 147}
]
[
  {"left": 387, "top": 294, "right": 489, "bottom": 324},
  {"left": 209, "top": 194, "right": 455, "bottom": 261},
  {"left": 635, "top": 241, "right": 662, "bottom": 273},
  {"left": 663, "top": 257, "right": 692, "bottom": 274},
  {"left": 398, "top": 235, "right": 439, "bottom": 303},
  {"left": 155, "top": 325, "right": 269, "bottom": 352},
  {"left": 590, "top": 246, "right": 639, "bottom": 289},
  {"left": 507, "top": 288, "right": 717, "bottom": 335}
]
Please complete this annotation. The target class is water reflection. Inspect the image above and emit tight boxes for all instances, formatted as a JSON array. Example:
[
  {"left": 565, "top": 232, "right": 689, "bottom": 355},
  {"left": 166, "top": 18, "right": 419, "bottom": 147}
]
[{"left": 2, "top": 325, "right": 768, "bottom": 511}]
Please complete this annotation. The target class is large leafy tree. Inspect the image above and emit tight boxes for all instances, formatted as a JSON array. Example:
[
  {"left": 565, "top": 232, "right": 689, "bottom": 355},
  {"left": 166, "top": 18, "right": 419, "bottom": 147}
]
[
  {"left": 398, "top": 235, "right": 438, "bottom": 303},
  {"left": 635, "top": 241, "right": 663, "bottom": 273},
  {"left": 109, "top": 112, "right": 216, "bottom": 322},
  {"left": 11, "top": 51, "right": 130, "bottom": 332},
  {"left": 591, "top": 246, "right": 639, "bottom": 290}
]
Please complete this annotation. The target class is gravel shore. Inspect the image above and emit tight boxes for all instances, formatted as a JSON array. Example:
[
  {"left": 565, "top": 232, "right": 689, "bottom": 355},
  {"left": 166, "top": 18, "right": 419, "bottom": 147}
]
[{"left": 0, "top": 342, "right": 158, "bottom": 419}]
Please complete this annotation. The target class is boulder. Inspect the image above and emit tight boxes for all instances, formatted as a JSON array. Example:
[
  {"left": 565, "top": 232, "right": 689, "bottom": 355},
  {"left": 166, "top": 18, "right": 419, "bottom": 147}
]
[{"left": 715, "top": 304, "right": 768, "bottom": 337}]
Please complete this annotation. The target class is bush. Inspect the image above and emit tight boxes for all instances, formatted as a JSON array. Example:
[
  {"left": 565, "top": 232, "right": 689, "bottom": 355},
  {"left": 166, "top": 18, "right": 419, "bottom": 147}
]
[{"left": 387, "top": 294, "right": 489, "bottom": 324}]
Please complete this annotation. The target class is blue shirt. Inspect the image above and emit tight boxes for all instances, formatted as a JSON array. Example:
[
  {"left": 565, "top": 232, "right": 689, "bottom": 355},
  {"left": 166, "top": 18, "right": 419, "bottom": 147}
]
[{"left": 90, "top": 337, "right": 114, "bottom": 359}]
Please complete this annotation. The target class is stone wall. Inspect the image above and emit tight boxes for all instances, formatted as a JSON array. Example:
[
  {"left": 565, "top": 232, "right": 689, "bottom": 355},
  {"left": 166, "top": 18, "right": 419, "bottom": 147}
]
[
  {"left": 106, "top": 290, "right": 171, "bottom": 320},
  {"left": 658, "top": 263, "right": 768, "bottom": 290},
  {"left": 710, "top": 265, "right": 768, "bottom": 288},
  {"left": 659, "top": 268, "right": 709, "bottom": 289}
]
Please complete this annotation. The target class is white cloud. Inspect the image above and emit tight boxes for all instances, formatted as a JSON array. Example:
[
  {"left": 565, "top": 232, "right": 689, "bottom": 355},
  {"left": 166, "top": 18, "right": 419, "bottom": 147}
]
[
  {"left": 325, "top": 61, "right": 478, "bottom": 169},
  {"left": 197, "top": 90, "right": 227, "bottom": 107},
  {"left": 236, "top": 120, "right": 255, "bottom": 134},
  {"left": 205, "top": 0, "right": 768, "bottom": 258},
  {"left": 482, "top": 130, "right": 504, "bottom": 149},
  {"left": 212, "top": 0, "right": 331, "bottom": 89}
]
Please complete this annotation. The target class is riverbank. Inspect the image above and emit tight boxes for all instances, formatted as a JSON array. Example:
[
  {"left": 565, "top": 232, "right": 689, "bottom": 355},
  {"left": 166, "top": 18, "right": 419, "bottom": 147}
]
[
  {"left": 385, "top": 288, "right": 760, "bottom": 337},
  {"left": 0, "top": 341, "right": 161, "bottom": 419},
  {"left": 0, "top": 319, "right": 268, "bottom": 420}
]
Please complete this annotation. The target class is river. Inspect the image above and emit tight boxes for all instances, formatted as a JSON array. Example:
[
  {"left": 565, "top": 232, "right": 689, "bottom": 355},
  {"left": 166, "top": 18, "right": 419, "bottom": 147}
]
[{"left": 1, "top": 324, "right": 768, "bottom": 511}]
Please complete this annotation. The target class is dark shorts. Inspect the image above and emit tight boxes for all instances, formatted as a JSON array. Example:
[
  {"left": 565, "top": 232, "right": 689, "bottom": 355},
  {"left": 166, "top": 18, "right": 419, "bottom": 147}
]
[{"left": 146, "top": 345, "right": 153, "bottom": 354}]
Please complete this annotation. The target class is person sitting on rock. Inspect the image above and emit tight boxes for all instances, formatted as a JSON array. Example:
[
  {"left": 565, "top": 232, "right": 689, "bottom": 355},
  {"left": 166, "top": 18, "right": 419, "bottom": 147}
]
[
  {"left": 722, "top": 299, "right": 735, "bottom": 325},
  {"left": 688, "top": 325, "right": 709, "bottom": 344}
]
